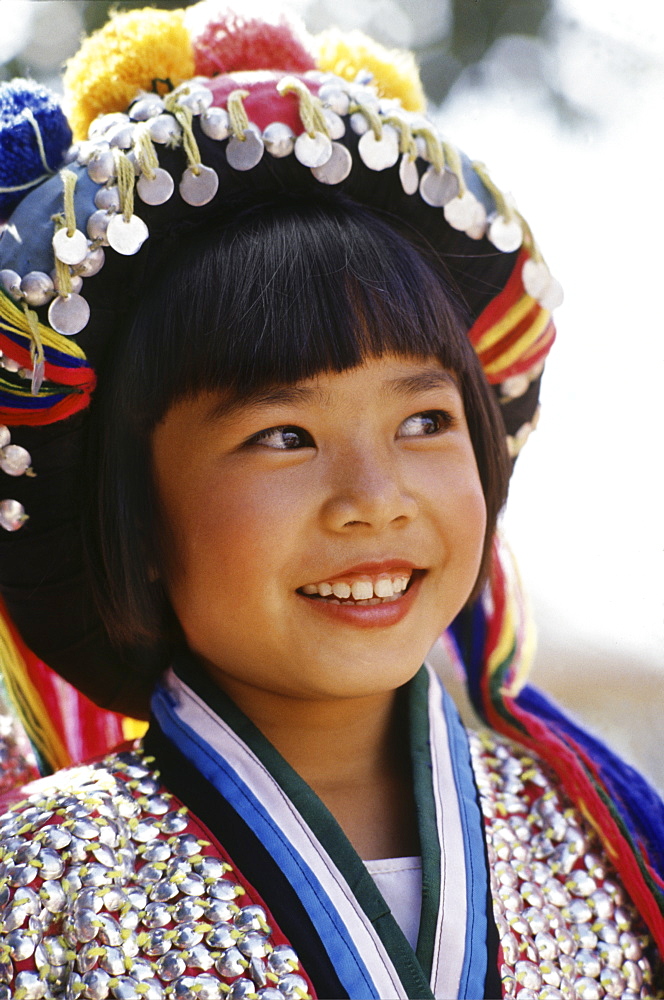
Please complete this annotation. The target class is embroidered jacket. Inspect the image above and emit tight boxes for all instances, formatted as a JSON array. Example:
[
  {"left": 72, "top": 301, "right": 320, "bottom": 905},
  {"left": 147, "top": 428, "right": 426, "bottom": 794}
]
[{"left": 0, "top": 664, "right": 660, "bottom": 1000}]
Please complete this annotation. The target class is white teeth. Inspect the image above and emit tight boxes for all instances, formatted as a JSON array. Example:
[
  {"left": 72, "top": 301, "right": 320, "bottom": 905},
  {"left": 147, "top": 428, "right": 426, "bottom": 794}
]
[
  {"left": 301, "top": 572, "right": 414, "bottom": 600},
  {"left": 351, "top": 580, "right": 373, "bottom": 600},
  {"left": 374, "top": 578, "right": 394, "bottom": 598}
]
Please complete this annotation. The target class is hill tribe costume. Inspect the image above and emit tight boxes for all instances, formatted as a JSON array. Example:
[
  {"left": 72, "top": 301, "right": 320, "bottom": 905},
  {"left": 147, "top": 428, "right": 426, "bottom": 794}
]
[{"left": 0, "top": 5, "right": 662, "bottom": 999}]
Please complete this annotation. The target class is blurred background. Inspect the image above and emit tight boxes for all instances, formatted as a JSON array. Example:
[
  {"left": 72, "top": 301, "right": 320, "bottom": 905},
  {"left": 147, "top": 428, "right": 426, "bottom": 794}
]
[{"left": 2, "top": 0, "right": 663, "bottom": 790}]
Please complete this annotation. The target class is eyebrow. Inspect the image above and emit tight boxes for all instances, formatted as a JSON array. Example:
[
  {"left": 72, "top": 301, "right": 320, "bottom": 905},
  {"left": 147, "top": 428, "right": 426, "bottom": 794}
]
[
  {"left": 384, "top": 368, "right": 459, "bottom": 397},
  {"left": 204, "top": 384, "right": 324, "bottom": 422},
  {"left": 204, "top": 366, "right": 458, "bottom": 422}
]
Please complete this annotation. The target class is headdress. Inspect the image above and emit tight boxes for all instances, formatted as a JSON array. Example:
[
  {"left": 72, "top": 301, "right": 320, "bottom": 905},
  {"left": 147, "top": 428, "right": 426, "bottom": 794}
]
[{"left": 0, "top": 1, "right": 662, "bottom": 951}]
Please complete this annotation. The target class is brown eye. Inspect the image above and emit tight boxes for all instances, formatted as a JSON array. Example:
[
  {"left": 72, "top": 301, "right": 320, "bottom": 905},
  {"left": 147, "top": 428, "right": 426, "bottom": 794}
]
[
  {"left": 398, "top": 410, "right": 453, "bottom": 437},
  {"left": 251, "top": 425, "right": 315, "bottom": 449}
]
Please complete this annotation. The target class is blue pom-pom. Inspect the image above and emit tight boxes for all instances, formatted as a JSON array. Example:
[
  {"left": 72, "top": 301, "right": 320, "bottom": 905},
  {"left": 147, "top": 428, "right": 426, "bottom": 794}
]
[{"left": 0, "top": 80, "right": 72, "bottom": 222}]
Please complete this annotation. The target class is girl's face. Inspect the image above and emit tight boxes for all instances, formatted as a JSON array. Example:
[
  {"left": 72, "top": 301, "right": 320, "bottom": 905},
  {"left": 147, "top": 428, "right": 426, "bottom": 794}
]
[{"left": 152, "top": 354, "right": 486, "bottom": 705}]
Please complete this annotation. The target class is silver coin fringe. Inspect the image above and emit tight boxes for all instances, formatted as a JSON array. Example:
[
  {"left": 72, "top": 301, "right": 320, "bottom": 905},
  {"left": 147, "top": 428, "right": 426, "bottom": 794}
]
[{"left": 0, "top": 70, "right": 563, "bottom": 529}]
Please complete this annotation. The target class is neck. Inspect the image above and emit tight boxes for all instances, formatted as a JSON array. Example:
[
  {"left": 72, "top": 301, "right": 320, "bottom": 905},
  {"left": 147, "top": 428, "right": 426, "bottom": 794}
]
[{"left": 209, "top": 673, "right": 419, "bottom": 860}]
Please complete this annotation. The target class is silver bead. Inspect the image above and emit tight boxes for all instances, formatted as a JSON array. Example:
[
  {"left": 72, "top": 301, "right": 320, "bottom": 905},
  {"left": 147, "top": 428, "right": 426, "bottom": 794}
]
[
  {"left": 349, "top": 111, "right": 370, "bottom": 136},
  {"left": 317, "top": 84, "right": 350, "bottom": 116},
  {"left": 87, "top": 148, "right": 117, "bottom": 185},
  {"left": 0, "top": 444, "right": 31, "bottom": 476},
  {"left": 322, "top": 108, "right": 345, "bottom": 140},
  {"left": 0, "top": 268, "right": 22, "bottom": 298},
  {"left": 107, "top": 122, "right": 136, "bottom": 149},
  {"left": 149, "top": 114, "right": 182, "bottom": 144},
  {"left": 87, "top": 209, "right": 112, "bottom": 245},
  {"left": 89, "top": 112, "right": 130, "bottom": 138},
  {"left": 177, "top": 87, "right": 213, "bottom": 115},
  {"left": 130, "top": 95, "right": 166, "bottom": 121},
  {"left": 77, "top": 246, "right": 106, "bottom": 278},
  {"left": 263, "top": 122, "right": 296, "bottom": 158},
  {"left": 20, "top": 271, "right": 55, "bottom": 307},
  {"left": 200, "top": 107, "right": 230, "bottom": 141},
  {"left": 0, "top": 498, "right": 28, "bottom": 531}
]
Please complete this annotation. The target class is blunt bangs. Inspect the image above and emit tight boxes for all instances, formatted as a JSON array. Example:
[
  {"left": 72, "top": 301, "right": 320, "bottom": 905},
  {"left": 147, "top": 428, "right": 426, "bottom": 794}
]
[
  {"left": 87, "top": 195, "right": 509, "bottom": 649},
  {"left": 119, "top": 196, "right": 474, "bottom": 427}
]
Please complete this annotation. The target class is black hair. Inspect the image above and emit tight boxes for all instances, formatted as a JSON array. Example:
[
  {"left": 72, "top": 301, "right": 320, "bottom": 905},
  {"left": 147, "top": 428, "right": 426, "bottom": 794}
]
[{"left": 86, "top": 194, "right": 510, "bottom": 651}]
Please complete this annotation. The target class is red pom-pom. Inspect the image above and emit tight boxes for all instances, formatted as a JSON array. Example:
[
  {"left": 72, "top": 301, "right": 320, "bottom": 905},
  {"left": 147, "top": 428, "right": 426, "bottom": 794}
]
[{"left": 188, "top": 4, "right": 315, "bottom": 76}]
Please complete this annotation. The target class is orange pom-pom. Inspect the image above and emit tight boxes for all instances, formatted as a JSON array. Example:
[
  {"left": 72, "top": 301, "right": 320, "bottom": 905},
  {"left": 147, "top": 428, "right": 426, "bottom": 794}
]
[
  {"left": 63, "top": 8, "right": 195, "bottom": 141},
  {"left": 187, "top": 4, "right": 315, "bottom": 76}
]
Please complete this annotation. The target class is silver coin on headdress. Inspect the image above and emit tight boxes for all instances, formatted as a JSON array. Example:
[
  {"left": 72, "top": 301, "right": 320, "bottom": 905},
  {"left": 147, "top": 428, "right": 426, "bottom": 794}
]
[
  {"left": 489, "top": 215, "right": 523, "bottom": 253},
  {"left": 399, "top": 155, "right": 419, "bottom": 196},
  {"left": 137, "top": 168, "right": 175, "bottom": 206},
  {"left": 358, "top": 125, "right": 399, "bottom": 171},
  {"left": 419, "top": 166, "right": 459, "bottom": 207},
  {"left": 106, "top": 214, "right": 149, "bottom": 256},
  {"left": 48, "top": 292, "right": 90, "bottom": 336},
  {"left": 52, "top": 228, "right": 89, "bottom": 266},
  {"left": 179, "top": 165, "right": 220, "bottom": 206},
  {"left": 226, "top": 131, "right": 265, "bottom": 172},
  {"left": 294, "top": 131, "right": 332, "bottom": 168},
  {"left": 311, "top": 143, "right": 352, "bottom": 185}
]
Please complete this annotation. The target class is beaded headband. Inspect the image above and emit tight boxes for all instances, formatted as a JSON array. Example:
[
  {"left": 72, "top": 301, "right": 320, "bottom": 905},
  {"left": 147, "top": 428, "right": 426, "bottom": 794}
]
[{"left": 0, "top": 6, "right": 560, "bottom": 533}]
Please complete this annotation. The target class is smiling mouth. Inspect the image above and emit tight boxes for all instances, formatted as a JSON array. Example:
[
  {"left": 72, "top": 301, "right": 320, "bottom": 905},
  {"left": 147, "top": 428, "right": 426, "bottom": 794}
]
[{"left": 297, "top": 570, "right": 422, "bottom": 606}]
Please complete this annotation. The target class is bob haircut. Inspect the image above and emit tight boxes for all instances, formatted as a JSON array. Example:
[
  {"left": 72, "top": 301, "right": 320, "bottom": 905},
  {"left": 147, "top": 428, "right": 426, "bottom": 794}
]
[{"left": 85, "top": 193, "right": 510, "bottom": 652}]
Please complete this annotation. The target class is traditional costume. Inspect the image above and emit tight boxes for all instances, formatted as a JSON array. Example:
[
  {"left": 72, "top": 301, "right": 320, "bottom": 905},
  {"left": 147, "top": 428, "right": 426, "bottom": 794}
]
[{"left": 0, "top": 5, "right": 662, "bottom": 998}]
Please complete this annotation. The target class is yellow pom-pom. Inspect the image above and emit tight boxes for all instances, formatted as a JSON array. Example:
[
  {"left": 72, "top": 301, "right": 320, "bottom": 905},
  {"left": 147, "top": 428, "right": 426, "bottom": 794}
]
[
  {"left": 315, "top": 29, "right": 426, "bottom": 113},
  {"left": 63, "top": 7, "right": 195, "bottom": 141}
]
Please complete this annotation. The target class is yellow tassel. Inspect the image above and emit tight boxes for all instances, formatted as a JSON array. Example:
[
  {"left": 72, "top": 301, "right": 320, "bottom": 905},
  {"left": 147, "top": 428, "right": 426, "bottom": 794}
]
[
  {"left": 0, "top": 289, "right": 87, "bottom": 360},
  {"left": 63, "top": 8, "right": 195, "bottom": 141},
  {"left": 0, "top": 610, "right": 71, "bottom": 771},
  {"left": 315, "top": 28, "right": 426, "bottom": 112}
]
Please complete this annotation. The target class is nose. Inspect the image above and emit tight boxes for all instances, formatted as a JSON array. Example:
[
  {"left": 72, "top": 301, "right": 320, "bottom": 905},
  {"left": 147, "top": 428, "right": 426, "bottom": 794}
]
[{"left": 320, "top": 445, "right": 419, "bottom": 532}]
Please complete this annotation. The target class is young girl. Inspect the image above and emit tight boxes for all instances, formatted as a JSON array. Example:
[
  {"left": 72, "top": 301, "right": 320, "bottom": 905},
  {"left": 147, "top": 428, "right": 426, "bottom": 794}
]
[{"left": 0, "top": 5, "right": 662, "bottom": 998}]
